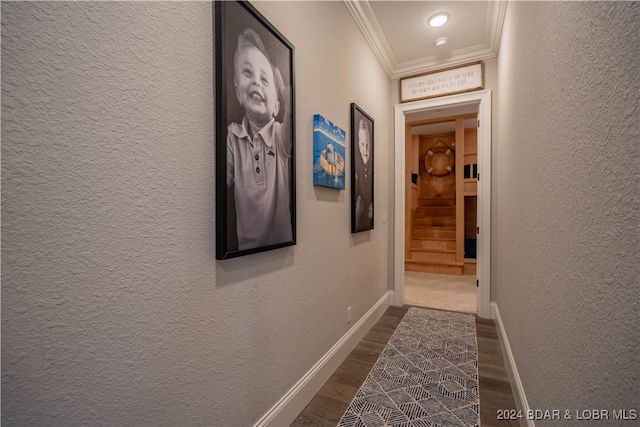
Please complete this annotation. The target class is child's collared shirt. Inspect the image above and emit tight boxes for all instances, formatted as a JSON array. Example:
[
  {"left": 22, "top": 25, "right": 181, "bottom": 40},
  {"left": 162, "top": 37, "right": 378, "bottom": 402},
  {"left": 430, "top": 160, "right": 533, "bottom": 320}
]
[{"left": 227, "top": 116, "right": 292, "bottom": 250}]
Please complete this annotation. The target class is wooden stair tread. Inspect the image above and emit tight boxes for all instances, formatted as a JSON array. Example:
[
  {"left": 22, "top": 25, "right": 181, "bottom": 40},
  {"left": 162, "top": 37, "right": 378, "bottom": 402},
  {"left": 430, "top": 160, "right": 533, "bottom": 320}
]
[
  {"left": 410, "top": 241, "right": 456, "bottom": 251},
  {"left": 411, "top": 248, "right": 456, "bottom": 254},
  {"left": 412, "top": 226, "right": 456, "bottom": 230},
  {"left": 415, "top": 207, "right": 456, "bottom": 213},
  {"left": 418, "top": 197, "right": 456, "bottom": 206},
  {"left": 406, "top": 259, "right": 464, "bottom": 267},
  {"left": 411, "top": 237, "right": 456, "bottom": 243},
  {"left": 405, "top": 259, "right": 465, "bottom": 275}
]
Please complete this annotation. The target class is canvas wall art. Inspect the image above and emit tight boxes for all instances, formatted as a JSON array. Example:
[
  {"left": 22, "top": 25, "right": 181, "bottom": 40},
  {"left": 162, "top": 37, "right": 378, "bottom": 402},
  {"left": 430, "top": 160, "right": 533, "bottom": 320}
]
[{"left": 313, "top": 114, "right": 346, "bottom": 190}]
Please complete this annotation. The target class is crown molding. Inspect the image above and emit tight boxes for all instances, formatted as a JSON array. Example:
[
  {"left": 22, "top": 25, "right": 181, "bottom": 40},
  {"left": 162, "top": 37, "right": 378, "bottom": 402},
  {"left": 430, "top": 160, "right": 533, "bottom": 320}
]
[
  {"left": 345, "top": 0, "right": 507, "bottom": 80},
  {"left": 392, "top": 44, "right": 496, "bottom": 79},
  {"left": 344, "top": 0, "right": 397, "bottom": 77}
]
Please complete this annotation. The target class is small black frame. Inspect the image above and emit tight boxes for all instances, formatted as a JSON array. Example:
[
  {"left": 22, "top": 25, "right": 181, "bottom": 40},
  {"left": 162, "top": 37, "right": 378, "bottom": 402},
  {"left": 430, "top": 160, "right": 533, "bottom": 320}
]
[
  {"left": 215, "top": 1, "right": 296, "bottom": 259},
  {"left": 350, "top": 103, "right": 374, "bottom": 233}
]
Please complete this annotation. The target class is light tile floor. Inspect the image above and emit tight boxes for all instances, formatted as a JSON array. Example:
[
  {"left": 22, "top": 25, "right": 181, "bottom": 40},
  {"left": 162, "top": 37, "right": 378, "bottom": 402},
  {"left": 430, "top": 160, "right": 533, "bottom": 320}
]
[{"left": 404, "top": 271, "right": 477, "bottom": 314}]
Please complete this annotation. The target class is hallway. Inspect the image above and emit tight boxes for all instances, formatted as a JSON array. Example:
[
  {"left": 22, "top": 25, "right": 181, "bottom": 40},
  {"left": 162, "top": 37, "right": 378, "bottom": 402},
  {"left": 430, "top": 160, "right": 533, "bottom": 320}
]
[
  {"left": 292, "top": 306, "right": 518, "bottom": 427},
  {"left": 2, "top": 2, "right": 637, "bottom": 425}
]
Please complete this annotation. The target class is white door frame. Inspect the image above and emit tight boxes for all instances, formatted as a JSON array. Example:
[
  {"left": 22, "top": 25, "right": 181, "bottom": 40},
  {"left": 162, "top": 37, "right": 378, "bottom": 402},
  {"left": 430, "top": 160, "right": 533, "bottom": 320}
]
[{"left": 393, "top": 90, "right": 492, "bottom": 318}]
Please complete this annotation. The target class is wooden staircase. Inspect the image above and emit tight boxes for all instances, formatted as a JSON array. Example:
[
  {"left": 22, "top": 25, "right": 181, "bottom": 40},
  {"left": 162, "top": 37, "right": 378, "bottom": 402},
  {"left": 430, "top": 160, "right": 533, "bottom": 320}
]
[{"left": 406, "top": 197, "right": 464, "bottom": 275}]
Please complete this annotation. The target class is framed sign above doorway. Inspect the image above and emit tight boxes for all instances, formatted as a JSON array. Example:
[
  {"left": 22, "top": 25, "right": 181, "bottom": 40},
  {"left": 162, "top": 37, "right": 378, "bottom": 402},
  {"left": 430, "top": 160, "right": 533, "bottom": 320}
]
[{"left": 399, "top": 62, "right": 484, "bottom": 103}]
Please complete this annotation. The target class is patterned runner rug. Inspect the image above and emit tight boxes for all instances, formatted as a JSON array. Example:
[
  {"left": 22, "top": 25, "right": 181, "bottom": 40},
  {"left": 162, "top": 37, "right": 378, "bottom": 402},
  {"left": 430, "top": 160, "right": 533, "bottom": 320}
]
[{"left": 338, "top": 307, "right": 479, "bottom": 427}]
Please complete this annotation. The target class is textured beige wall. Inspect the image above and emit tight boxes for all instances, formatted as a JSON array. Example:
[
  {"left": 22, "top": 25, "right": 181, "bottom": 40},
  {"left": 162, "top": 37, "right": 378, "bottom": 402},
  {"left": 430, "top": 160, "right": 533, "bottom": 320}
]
[
  {"left": 495, "top": 1, "right": 639, "bottom": 423},
  {"left": 1, "top": 2, "right": 392, "bottom": 425}
]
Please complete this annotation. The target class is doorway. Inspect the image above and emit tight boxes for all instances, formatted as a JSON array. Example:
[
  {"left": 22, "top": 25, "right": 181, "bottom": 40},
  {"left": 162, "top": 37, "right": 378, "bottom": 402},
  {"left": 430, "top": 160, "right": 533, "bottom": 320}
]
[
  {"left": 393, "top": 90, "right": 492, "bottom": 318},
  {"left": 404, "top": 107, "right": 479, "bottom": 313}
]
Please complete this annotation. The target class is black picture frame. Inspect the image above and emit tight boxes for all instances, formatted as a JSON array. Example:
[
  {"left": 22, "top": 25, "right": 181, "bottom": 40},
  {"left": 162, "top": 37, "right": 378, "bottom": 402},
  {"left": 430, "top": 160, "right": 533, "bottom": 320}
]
[
  {"left": 215, "top": 1, "right": 296, "bottom": 259},
  {"left": 350, "top": 103, "right": 374, "bottom": 233}
]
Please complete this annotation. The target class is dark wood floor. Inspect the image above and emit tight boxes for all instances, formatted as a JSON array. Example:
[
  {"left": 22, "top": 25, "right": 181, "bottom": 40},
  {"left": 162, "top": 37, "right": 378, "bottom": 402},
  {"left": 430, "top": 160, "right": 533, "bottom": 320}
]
[{"left": 291, "top": 305, "right": 519, "bottom": 427}]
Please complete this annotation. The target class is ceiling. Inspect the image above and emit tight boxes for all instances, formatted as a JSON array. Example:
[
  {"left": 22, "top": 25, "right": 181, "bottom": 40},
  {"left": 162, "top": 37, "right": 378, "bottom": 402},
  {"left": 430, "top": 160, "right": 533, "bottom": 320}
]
[
  {"left": 344, "top": 0, "right": 507, "bottom": 80},
  {"left": 344, "top": 1, "right": 506, "bottom": 134}
]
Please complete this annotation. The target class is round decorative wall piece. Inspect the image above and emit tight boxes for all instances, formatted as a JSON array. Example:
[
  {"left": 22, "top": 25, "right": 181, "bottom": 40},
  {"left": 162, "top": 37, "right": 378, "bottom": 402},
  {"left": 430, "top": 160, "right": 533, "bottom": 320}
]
[{"left": 424, "top": 145, "right": 454, "bottom": 177}]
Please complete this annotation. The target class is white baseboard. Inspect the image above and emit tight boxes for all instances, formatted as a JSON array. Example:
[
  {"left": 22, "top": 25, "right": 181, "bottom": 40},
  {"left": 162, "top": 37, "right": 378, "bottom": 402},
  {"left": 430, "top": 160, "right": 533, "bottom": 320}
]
[
  {"left": 491, "top": 302, "right": 535, "bottom": 427},
  {"left": 254, "top": 291, "right": 392, "bottom": 427}
]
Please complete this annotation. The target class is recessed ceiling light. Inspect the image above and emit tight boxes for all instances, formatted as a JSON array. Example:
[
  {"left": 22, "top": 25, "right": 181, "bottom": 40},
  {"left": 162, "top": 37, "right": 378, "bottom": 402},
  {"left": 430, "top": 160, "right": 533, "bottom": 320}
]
[
  {"left": 435, "top": 37, "right": 448, "bottom": 47},
  {"left": 428, "top": 12, "right": 450, "bottom": 28}
]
